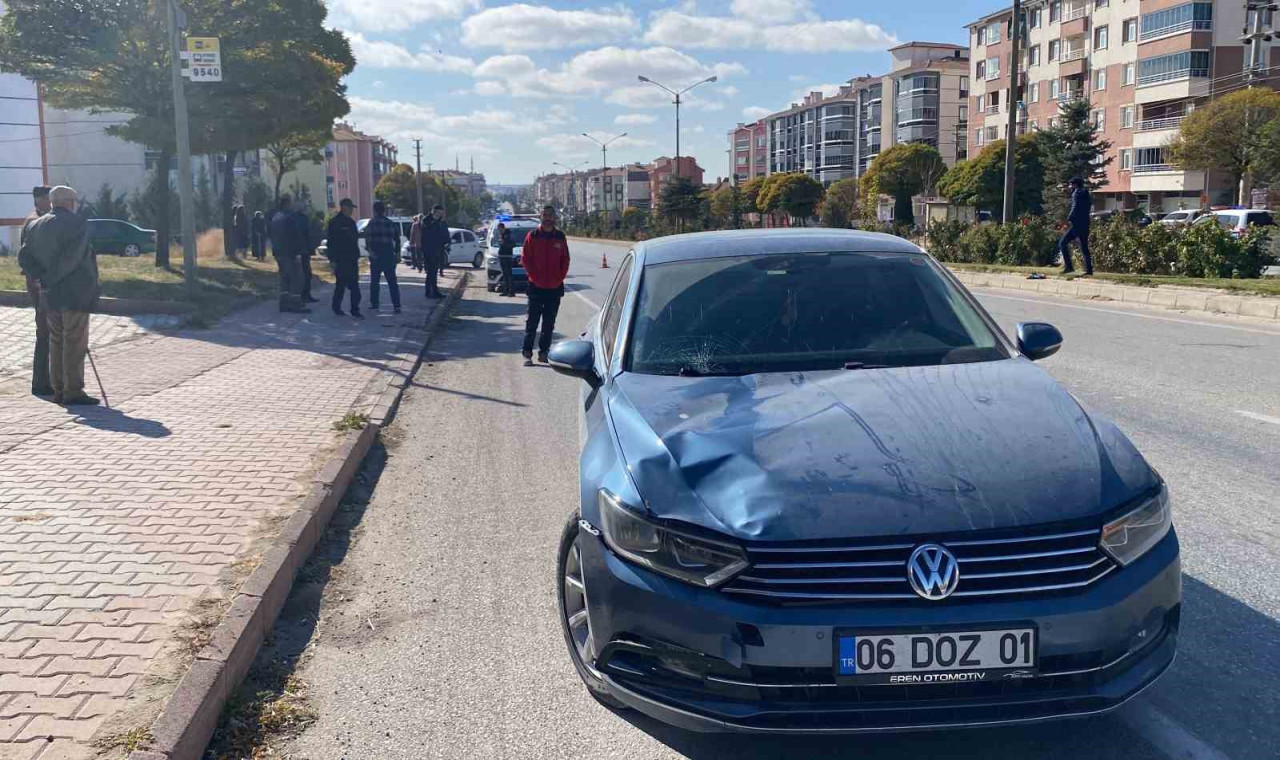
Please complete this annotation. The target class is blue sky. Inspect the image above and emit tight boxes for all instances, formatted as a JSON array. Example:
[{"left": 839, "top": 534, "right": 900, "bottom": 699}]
[{"left": 327, "top": 0, "right": 992, "bottom": 185}]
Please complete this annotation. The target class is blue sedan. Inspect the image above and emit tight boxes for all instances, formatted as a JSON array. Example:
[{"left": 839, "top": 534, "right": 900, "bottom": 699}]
[{"left": 549, "top": 229, "right": 1179, "bottom": 733}]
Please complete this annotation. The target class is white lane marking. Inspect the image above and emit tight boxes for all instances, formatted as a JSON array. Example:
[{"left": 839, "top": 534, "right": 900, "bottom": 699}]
[
  {"left": 975, "top": 291, "right": 1280, "bottom": 338},
  {"left": 569, "top": 289, "right": 600, "bottom": 310},
  {"left": 1117, "top": 701, "right": 1230, "bottom": 760},
  {"left": 1236, "top": 410, "right": 1280, "bottom": 426}
]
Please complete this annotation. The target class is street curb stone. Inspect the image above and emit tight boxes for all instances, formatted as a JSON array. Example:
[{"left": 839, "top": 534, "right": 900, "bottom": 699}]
[
  {"left": 569, "top": 236, "right": 1279, "bottom": 323},
  {"left": 127, "top": 271, "right": 470, "bottom": 760}
]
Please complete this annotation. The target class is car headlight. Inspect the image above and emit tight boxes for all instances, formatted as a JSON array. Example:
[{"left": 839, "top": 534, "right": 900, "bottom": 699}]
[
  {"left": 597, "top": 491, "right": 748, "bottom": 588},
  {"left": 1100, "top": 487, "right": 1172, "bottom": 566}
]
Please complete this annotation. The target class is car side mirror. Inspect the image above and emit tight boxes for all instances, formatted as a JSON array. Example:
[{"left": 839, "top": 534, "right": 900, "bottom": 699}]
[
  {"left": 1017, "top": 322, "right": 1063, "bottom": 361},
  {"left": 548, "top": 340, "right": 601, "bottom": 387}
]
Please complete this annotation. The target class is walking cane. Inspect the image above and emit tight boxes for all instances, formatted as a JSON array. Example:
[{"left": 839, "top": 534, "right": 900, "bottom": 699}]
[{"left": 86, "top": 347, "right": 110, "bottom": 409}]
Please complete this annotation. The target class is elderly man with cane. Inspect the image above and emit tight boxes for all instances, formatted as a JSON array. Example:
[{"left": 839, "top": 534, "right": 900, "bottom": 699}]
[{"left": 19, "top": 185, "right": 101, "bottom": 405}]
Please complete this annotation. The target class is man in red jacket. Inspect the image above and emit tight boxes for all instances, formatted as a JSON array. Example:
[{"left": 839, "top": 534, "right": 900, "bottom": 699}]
[{"left": 520, "top": 205, "right": 571, "bottom": 365}]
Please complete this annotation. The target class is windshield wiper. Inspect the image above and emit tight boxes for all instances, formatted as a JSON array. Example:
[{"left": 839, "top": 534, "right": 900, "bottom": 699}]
[{"left": 843, "top": 361, "right": 893, "bottom": 371}]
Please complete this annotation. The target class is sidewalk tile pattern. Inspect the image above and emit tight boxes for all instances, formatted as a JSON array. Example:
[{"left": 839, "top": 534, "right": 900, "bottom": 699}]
[{"left": 0, "top": 307, "right": 180, "bottom": 378}]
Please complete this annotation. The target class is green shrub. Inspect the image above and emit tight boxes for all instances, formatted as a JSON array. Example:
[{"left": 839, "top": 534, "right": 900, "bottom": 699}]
[
  {"left": 995, "top": 215, "right": 1059, "bottom": 266},
  {"left": 959, "top": 223, "right": 1001, "bottom": 264},
  {"left": 1175, "top": 221, "right": 1238, "bottom": 278},
  {"left": 925, "top": 219, "right": 967, "bottom": 261},
  {"left": 1088, "top": 217, "right": 1140, "bottom": 273},
  {"left": 1132, "top": 222, "right": 1180, "bottom": 275}
]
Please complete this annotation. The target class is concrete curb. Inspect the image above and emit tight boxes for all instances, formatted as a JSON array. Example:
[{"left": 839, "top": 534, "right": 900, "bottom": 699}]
[
  {"left": 127, "top": 270, "right": 470, "bottom": 760},
  {"left": 0, "top": 289, "right": 197, "bottom": 315}
]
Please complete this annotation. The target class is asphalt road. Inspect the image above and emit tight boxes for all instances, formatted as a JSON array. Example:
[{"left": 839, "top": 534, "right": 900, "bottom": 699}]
[{"left": 279, "top": 240, "right": 1280, "bottom": 760}]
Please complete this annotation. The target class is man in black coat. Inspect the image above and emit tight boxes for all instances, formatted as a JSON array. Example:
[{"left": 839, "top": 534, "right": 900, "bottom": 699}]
[
  {"left": 420, "top": 204, "right": 451, "bottom": 298},
  {"left": 1058, "top": 177, "right": 1094, "bottom": 276},
  {"left": 327, "top": 198, "right": 363, "bottom": 318},
  {"left": 251, "top": 211, "right": 267, "bottom": 260},
  {"left": 19, "top": 186, "right": 52, "bottom": 396},
  {"left": 269, "top": 195, "right": 307, "bottom": 313}
]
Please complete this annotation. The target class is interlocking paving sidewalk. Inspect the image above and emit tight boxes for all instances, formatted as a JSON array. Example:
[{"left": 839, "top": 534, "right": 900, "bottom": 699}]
[
  {"left": 0, "top": 308, "right": 181, "bottom": 379},
  {"left": 0, "top": 269, "right": 459, "bottom": 759}
]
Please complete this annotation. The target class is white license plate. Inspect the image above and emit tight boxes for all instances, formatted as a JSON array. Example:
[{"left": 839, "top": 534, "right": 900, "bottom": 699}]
[{"left": 835, "top": 628, "right": 1036, "bottom": 685}]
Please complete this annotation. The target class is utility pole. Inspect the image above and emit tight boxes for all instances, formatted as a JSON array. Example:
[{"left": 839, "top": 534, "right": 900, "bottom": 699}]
[
  {"left": 1240, "top": 2, "right": 1275, "bottom": 206},
  {"left": 165, "top": 0, "right": 197, "bottom": 294},
  {"left": 638, "top": 75, "right": 718, "bottom": 183},
  {"left": 1002, "top": 0, "right": 1023, "bottom": 224},
  {"left": 582, "top": 132, "right": 627, "bottom": 231},
  {"left": 413, "top": 138, "right": 424, "bottom": 215}
]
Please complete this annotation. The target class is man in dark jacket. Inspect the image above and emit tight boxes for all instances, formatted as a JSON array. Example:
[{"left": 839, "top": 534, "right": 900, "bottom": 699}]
[
  {"left": 18, "top": 186, "right": 52, "bottom": 396},
  {"left": 327, "top": 198, "right": 363, "bottom": 318},
  {"left": 20, "top": 186, "right": 100, "bottom": 405},
  {"left": 520, "top": 205, "right": 570, "bottom": 366},
  {"left": 269, "top": 195, "right": 307, "bottom": 313},
  {"left": 251, "top": 211, "right": 267, "bottom": 260},
  {"left": 1059, "top": 177, "right": 1094, "bottom": 275},
  {"left": 496, "top": 223, "right": 515, "bottom": 297},
  {"left": 362, "top": 200, "right": 402, "bottom": 313},
  {"left": 420, "top": 204, "right": 451, "bottom": 298},
  {"left": 295, "top": 206, "right": 318, "bottom": 303}
]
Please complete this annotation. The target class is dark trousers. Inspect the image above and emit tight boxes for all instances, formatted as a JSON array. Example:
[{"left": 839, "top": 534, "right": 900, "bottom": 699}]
[
  {"left": 25, "top": 275, "right": 50, "bottom": 393},
  {"left": 252, "top": 236, "right": 266, "bottom": 260},
  {"left": 1058, "top": 224, "right": 1093, "bottom": 273},
  {"left": 425, "top": 249, "right": 443, "bottom": 296},
  {"left": 275, "top": 253, "right": 302, "bottom": 310},
  {"left": 369, "top": 255, "right": 401, "bottom": 309},
  {"left": 332, "top": 259, "right": 361, "bottom": 314},
  {"left": 299, "top": 252, "right": 313, "bottom": 298},
  {"left": 499, "top": 257, "right": 514, "bottom": 295},
  {"left": 523, "top": 286, "right": 563, "bottom": 355}
]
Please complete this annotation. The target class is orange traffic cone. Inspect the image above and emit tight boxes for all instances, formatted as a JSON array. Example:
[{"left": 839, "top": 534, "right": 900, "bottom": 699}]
[{"left": 601, "top": 252, "right": 609, "bottom": 268}]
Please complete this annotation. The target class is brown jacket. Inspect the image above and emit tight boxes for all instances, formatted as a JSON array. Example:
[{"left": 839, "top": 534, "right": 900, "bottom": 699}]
[{"left": 20, "top": 208, "right": 99, "bottom": 312}]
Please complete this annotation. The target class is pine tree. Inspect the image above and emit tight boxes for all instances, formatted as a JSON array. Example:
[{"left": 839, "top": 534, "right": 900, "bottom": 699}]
[{"left": 1039, "top": 98, "right": 1112, "bottom": 221}]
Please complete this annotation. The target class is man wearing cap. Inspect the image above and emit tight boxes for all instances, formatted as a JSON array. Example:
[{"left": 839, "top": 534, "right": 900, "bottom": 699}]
[
  {"left": 420, "top": 204, "right": 451, "bottom": 298},
  {"left": 327, "top": 198, "right": 363, "bottom": 318},
  {"left": 17, "top": 186, "right": 52, "bottom": 396},
  {"left": 20, "top": 186, "right": 100, "bottom": 405}
]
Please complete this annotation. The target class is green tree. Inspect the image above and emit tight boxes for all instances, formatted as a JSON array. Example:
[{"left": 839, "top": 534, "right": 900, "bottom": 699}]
[
  {"left": 861, "top": 144, "right": 947, "bottom": 227},
  {"left": 195, "top": 163, "right": 217, "bottom": 232},
  {"left": 740, "top": 176, "right": 767, "bottom": 227},
  {"left": 621, "top": 206, "right": 649, "bottom": 235},
  {"left": 658, "top": 176, "right": 704, "bottom": 227},
  {"left": 264, "top": 129, "right": 331, "bottom": 204},
  {"left": 1169, "top": 88, "right": 1280, "bottom": 206},
  {"left": 1039, "top": 97, "right": 1113, "bottom": 220},
  {"left": 818, "top": 177, "right": 859, "bottom": 228},
  {"left": 0, "top": 0, "right": 353, "bottom": 268},
  {"left": 937, "top": 134, "right": 1044, "bottom": 218},
  {"left": 709, "top": 184, "right": 745, "bottom": 229},
  {"left": 241, "top": 177, "right": 271, "bottom": 218},
  {"left": 130, "top": 170, "right": 179, "bottom": 234},
  {"left": 758, "top": 173, "right": 825, "bottom": 226},
  {"left": 88, "top": 183, "right": 130, "bottom": 221}
]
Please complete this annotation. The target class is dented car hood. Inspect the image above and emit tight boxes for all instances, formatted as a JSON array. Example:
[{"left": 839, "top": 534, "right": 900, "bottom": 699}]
[{"left": 608, "top": 359, "right": 1158, "bottom": 542}]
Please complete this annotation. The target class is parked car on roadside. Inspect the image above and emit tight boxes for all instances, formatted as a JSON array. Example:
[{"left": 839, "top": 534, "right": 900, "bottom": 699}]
[
  {"left": 1158, "top": 209, "right": 1204, "bottom": 226},
  {"left": 1091, "top": 209, "right": 1153, "bottom": 227},
  {"left": 550, "top": 229, "right": 1179, "bottom": 734},
  {"left": 87, "top": 219, "right": 157, "bottom": 257},
  {"left": 484, "top": 220, "right": 540, "bottom": 292},
  {"left": 1198, "top": 209, "right": 1275, "bottom": 237}
]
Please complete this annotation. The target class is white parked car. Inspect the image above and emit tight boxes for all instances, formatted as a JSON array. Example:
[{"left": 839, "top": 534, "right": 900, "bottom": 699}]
[
  {"left": 448, "top": 228, "right": 483, "bottom": 268},
  {"left": 1198, "top": 209, "right": 1276, "bottom": 237},
  {"left": 1159, "top": 209, "right": 1204, "bottom": 226}
]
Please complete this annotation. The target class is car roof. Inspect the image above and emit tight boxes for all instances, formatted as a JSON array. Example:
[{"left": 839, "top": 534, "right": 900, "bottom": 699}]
[{"left": 636, "top": 228, "right": 924, "bottom": 265}]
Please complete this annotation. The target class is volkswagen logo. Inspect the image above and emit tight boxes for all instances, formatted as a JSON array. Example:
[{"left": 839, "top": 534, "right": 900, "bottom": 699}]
[{"left": 907, "top": 544, "right": 960, "bottom": 601}]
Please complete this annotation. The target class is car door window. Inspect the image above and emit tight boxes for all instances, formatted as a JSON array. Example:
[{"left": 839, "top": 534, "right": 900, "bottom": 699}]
[
  {"left": 463, "top": 231, "right": 476, "bottom": 243},
  {"left": 600, "top": 256, "right": 635, "bottom": 366},
  {"left": 451, "top": 232, "right": 463, "bottom": 244}
]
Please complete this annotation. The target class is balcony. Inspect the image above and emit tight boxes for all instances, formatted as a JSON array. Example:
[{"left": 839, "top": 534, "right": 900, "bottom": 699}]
[
  {"left": 1062, "top": 47, "right": 1086, "bottom": 62},
  {"left": 1133, "top": 163, "right": 1175, "bottom": 174},
  {"left": 1058, "top": 90, "right": 1084, "bottom": 102},
  {"left": 1138, "top": 66, "right": 1209, "bottom": 87},
  {"left": 1139, "top": 19, "right": 1212, "bottom": 42},
  {"left": 1136, "top": 114, "right": 1187, "bottom": 131},
  {"left": 1063, "top": 4, "right": 1088, "bottom": 22},
  {"left": 985, "top": 104, "right": 1001, "bottom": 114}
]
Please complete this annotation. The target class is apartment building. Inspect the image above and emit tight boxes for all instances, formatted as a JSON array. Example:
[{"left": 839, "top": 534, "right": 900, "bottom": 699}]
[
  {"left": 745, "top": 42, "right": 970, "bottom": 187},
  {"left": 649, "top": 156, "right": 705, "bottom": 202},
  {"left": 728, "top": 120, "right": 768, "bottom": 185},
  {"left": 326, "top": 122, "right": 398, "bottom": 217},
  {"left": 968, "top": 0, "right": 1276, "bottom": 213}
]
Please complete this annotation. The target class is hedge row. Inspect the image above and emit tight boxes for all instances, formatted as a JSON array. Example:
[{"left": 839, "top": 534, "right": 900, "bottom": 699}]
[{"left": 926, "top": 217, "right": 1275, "bottom": 278}]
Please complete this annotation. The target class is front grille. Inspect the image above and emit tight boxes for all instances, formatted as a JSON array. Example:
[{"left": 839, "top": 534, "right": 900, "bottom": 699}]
[{"left": 722, "top": 527, "right": 1116, "bottom": 604}]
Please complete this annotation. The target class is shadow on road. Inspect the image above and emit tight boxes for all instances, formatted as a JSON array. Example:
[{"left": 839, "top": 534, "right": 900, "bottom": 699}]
[{"left": 69, "top": 407, "right": 172, "bottom": 438}]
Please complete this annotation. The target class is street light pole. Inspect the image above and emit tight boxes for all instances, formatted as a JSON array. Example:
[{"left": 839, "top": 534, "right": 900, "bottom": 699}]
[
  {"left": 637, "top": 75, "right": 718, "bottom": 182},
  {"left": 582, "top": 132, "right": 627, "bottom": 230},
  {"left": 554, "top": 160, "right": 588, "bottom": 224},
  {"left": 1002, "top": 0, "right": 1023, "bottom": 224}
]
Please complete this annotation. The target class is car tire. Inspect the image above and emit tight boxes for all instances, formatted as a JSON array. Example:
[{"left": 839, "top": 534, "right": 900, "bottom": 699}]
[
  {"left": 124, "top": 244, "right": 141, "bottom": 257},
  {"left": 557, "top": 511, "right": 627, "bottom": 710},
  {"left": 473, "top": 253, "right": 484, "bottom": 269}
]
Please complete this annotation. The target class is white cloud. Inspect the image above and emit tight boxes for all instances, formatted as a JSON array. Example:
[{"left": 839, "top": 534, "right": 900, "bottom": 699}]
[
  {"left": 472, "top": 46, "right": 745, "bottom": 102},
  {"left": 643, "top": 9, "right": 897, "bottom": 52},
  {"left": 615, "top": 113, "right": 658, "bottom": 125},
  {"left": 720, "top": 85, "right": 740, "bottom": 97},
  {"left": 348, "top": 33, "right": 475, "bottom": 74},
  {"left": 461, "top": 4, "right": 638, "bottom": 52},
  {"left": 743, "top": 105, "right": 772, "bottom": 120},
  {"left": 536, "top": 133, "right": 655, "bottom": 158},
  {"left": 474, "top": 80, "right": 507, "bottom": 96},
  {"left": 328, "top": 0, "right": 482, "bottom": 33},
  {"left": 346, "top": 96, "right": 585, "bottom": 159},
  {"left": 730, "top": 0, "right": 816, "bottom": 24}
]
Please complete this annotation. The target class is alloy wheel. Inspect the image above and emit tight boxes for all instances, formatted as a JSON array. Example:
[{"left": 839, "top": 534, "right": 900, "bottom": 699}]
[
  {"left": 125, "top": 244, "right": 141, "bottom": 257},
  {"left": 562, "top": 538, "right": 593, "bottom": 664}
]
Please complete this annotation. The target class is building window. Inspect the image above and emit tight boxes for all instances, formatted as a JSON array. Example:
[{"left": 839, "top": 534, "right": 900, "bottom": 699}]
[
  {"left": 977, "top": 27, "right": 986, "bottom": 45},
  {"left": 976, "top": 94, "right": 985, "bottom": 111},
  {"left": 1049, "top": 116, "right": 1059, "bottom": 128},
  {"left": 1049, "top": 39, "right": 1060, "bottom": 61},
  {"left": 1092, "top": 108, "right": 1105, "bottom": 131},
  {"left": 1029, "top": 81, "right": 1040, "bottom": 102},
  {"left": 1051, "top": 79, "right": 1060, "bottom": 98},
  {"left": 1140, "top": 2, "right": 1213, "bottom": 41},
  {"left": 976, "top": 60, "right": 986, "bottom": 78},
  {"left": 1121, "top": 105, "right": 1134, "bottom": 127},
  {"left": 1123, "top": 63, "right": 1135, "bottom": 85},
  {"left": 1030, "top": 8, "right": 1042, "bottom": 27},
  {"left": 1030, "top": 45, "right": 1041, "bottom": 66},
  {"left": 1123, "top": 18, "right": 1138, "bottom": 43},
  {"left": 959, "top": 105, "right": 969, "bottom": 122},
  {"left": 1095, "top": 69, "right": 1107, "bottom": 90},
  {"left": 985, "top": 125, "right": 1000, "bottom": 141},
  {"left": 986, "top": 56, "right": 1000, "bottom": 80},
  {"left": 1095, "top": 25, "right": 1109, "bottom": 50},
  {"left": 976, "top": 128, "right": 985, "bottom": 147},
  {"left": 986, "top": 21, "right": 1002, "bottom": 43},
  {"left": 1137, "top": 50, "right": 1211, "bottom": 86},
  {"left": 1029, "top": 119, "right": 1039, "bottom": 131},
  {"left": 1095, "top": 0, "right": 1108, "bottom": 7},
  {"left": 1121, "top": 149, "right": 1132, "bottom": 170},
  {"left": 1050, "top": 1, "right": 1061, "bottom": 23}
]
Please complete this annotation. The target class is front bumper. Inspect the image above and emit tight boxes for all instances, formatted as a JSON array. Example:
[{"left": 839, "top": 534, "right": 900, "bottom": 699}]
[{"left": 579, "top": 529, "right": 1180, "bottom": 733}]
